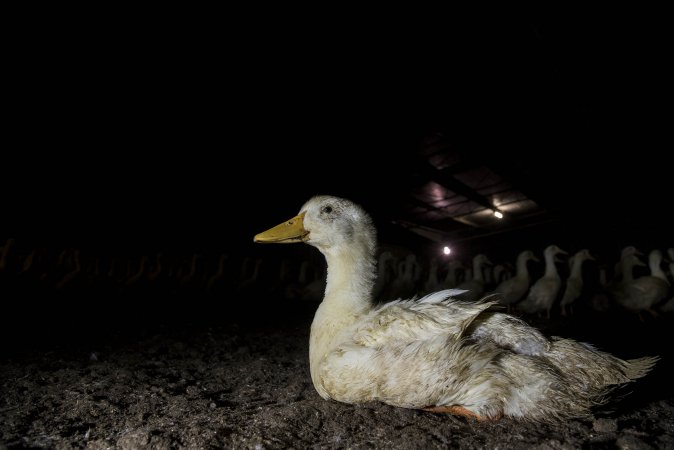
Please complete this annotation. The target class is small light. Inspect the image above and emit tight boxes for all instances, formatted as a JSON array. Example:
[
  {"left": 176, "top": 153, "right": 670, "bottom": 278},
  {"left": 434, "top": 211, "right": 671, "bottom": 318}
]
[
  {"left": 443, "top": 246, "right": 451, "bottom": 255},
  {"left": 493, "top": 210, "right": 503, "bottom": 219}
]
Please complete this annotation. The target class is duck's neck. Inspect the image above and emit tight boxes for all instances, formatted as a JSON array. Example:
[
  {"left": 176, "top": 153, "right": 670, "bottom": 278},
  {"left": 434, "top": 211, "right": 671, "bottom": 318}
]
[
  {"left": 649, "top": 254, "right": 668, "bottom": 282},
  {"left": 309, "top": 243, "right": 376, "bottom": 398},
  {"left": 515, "top": 255, "right": 530, "bottom": 278},
  {"left": 544, "top": 252, "right": 558, "bottom": 278},
  {"left": 321, "top": 245, "right": 376, "bottom": 314},
  {"left": 570, "top": 256, "right": 585, "bottom": 279},
  {"left": 622, "top": 259, "right": 637, "bottom": 283}
]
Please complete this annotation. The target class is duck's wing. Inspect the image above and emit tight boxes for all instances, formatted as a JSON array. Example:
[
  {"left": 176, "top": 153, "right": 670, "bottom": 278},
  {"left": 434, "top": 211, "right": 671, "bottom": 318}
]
[
  {"left": 353, "top": 289, "right": 550, "bottom": 358},
  {"left": 493, "top": 276, "right": 527, "bottom": 304},
  {"left": 519, "top": 277, "right": 560, "bottom": 311},
  {"left": 466, "top": 312, "right": 551, "bottom": 356},
  {"left": 494, "top": 276, "right": 515, "bottom": 294},
  {"left": 531, "top": 277, "right": 560, "bottom": 299},
  {"left": 351, "top": 289, "right": 495, "bottom": 347},
  {"left": 626, "top": 277, "right": 669, "bottom": 307}
]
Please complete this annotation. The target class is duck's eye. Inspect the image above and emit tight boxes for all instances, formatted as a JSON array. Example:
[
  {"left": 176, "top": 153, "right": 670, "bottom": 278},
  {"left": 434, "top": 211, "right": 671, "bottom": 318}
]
[{"left": 322, "top": 205, "right": 333, "bottom": 214}]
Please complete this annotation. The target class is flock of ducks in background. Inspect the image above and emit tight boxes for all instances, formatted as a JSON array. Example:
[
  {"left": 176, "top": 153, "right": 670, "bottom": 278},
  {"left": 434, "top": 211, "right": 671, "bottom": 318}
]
[
  {"left": 1, "top": 237, "right": 672, "bottom": 320},
  {"left": 373, "top": 243, "right": 674, "bottom": 320}
]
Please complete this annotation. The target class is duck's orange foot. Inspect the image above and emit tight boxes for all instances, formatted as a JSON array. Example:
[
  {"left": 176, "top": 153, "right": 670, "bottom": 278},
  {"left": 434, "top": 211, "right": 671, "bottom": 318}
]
[{"left": 423, "top": 405, "right": 501, "bottom": 422}]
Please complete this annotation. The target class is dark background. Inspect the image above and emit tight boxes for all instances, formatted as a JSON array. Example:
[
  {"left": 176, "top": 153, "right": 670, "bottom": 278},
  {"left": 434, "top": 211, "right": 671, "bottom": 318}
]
[{"left": 5, "top": 14, "right": 669, "bottom": 256}]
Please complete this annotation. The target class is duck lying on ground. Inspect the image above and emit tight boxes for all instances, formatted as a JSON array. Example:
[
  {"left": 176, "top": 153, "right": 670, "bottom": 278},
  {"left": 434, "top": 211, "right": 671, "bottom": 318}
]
[{"left": 254, "top": 195, "right": 658, "bottom": 422}]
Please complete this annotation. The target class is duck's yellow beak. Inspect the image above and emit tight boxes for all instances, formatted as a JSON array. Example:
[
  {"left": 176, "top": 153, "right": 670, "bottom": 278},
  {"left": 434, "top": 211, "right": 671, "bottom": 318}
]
[{"left": 254, "top": 212, "right": 309, "bottom": 244}]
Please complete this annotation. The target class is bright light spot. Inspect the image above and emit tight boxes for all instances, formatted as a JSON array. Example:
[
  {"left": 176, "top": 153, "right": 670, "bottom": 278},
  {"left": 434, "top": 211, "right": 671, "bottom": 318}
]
[
  {"left": 443, "top": 246, "right": 451, "bottom": 255},
  {"left": 493, "top": 210, "right": 504, "bottom": 219}
]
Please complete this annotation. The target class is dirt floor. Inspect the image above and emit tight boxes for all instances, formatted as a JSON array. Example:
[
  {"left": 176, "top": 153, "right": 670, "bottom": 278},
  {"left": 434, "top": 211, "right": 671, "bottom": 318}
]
[{"left": 1, "top": 296, "right": 673, "bottom": 450}]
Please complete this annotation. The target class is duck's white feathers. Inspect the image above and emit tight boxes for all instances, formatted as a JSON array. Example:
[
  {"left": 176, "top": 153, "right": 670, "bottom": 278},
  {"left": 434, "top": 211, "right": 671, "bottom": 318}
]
[
  {"left": 257, "top": 195, "right": 658, "bottom": 422},
  {"left": 315, "top": 289, "right": 653, "bottom": 420},
  {"left": 351, "top": 290, "right": 490, "bottom": 347}
]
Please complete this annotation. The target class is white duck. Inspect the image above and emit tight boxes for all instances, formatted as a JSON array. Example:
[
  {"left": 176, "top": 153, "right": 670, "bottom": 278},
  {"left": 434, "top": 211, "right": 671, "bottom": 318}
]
[
  {"left": 254, "top": 195, "right": 657, "bottom": 422},
  {"left": 613, "top": 246, "right": 643, "bottom": 281},
  {"left": 516, "top": 245, "right": 568, "bottom": 318},
  {"left": 442, "top": 260, "right": 463, "bottom": 289},
  {"left": 455, "top": 254, "right": 492, "bottom": 302},
  {"left": 559, "top": 249, "right": 595, "bottom": 316},
  {"left": 608, "top": 253, "right": 644, "bottom": 303},
  {"left": 491, "top": 250, "right": 538, "bottom": 311},
  {"left": 492, "top": 264, "right": 512, "bottom": 286},
  {"left": 616, "top": 250, "right": 670, "bottom": 318}
]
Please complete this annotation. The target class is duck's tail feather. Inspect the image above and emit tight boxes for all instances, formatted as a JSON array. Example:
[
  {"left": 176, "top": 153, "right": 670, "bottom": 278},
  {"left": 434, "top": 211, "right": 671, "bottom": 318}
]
[
  {"left": 623, "top": 356, "right": 659, "bottom": 380},
  {"left": 547, "top": 338, "right": 659, "bottom": 392}
]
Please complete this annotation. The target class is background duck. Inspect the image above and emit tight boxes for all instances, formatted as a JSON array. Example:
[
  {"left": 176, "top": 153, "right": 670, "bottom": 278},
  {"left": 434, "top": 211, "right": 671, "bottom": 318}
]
[
  {"left": 491, "top": 263, "right": 513, "bottom": 288},
  {"left": 455, "top": 254, "right": 492, "bottom": 302},
  {"left": 516, "top": 245, "right": 567, "bottom": 318},
  {"left": 491, "top": 249, "right": 538, "bottom": 312},
  {"left": 616, "top": 250, "right": 670, "bottom": 319},
  {"left": 443, "top": 260, "right": 464, "bottom": 289},
  {"left": 559, "top": 249, "right": 595, "bottom": 316},
  {"left": 613, "top": 246, "right": 643, "bottom": 282},
  {"left": 254, "top": 195, "right": 657, "bottom": 422}
]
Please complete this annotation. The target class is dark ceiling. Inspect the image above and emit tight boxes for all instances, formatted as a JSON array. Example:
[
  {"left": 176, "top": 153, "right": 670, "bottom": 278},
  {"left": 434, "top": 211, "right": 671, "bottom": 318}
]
[{"left": 6, "top": 17, "right": 669, "bottom": 261}]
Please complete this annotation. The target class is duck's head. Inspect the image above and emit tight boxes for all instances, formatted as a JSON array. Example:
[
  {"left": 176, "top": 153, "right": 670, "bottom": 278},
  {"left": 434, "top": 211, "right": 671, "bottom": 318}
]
[
  {"left": 624, "top": 253, "right": 646, "bottom": 269},
  {"left": 568, "top": 249, "right": 595, "bottom": 269},
  {"left": 621, "top": 246, "right": 643, "bottom": 258},
  {"left": 474, "top": 253, "right": 493, "bottom": 266},
  {"left": 517, "top": 250, "right": 541, "bottom": 264},
  {"left": 577, "top": 249, "right": 595, "bottom": 262},
  {"left": 520, "top": 250, "right": 540, "bottom": 264},
  {"left": 254, "top": 195, "right": 377, "bottom": 255},
  {"left": 544, "top": 245, "right": 568, "bottom": 262}
]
